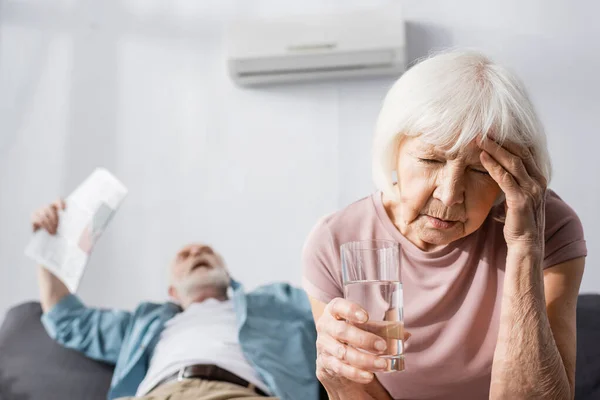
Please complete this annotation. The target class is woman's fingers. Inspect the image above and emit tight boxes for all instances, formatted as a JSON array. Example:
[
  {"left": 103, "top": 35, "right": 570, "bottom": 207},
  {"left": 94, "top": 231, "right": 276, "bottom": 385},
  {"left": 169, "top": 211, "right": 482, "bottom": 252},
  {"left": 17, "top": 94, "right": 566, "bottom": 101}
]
[
  {"left": 480, "top": 151, "right": 520, "bottom": 197},
  {"left": 326, "top": 297, "right": 369, "bottom": 323},
  {"left": 318, "top": 353, "right": 374, "bottom": 384},
  {"left": 317, "top": 297, "right": 411, "bottom": 383},
  {"left": 478, "top": 138, "right": 536, "bottom": 190},
  {"left": 325, "top": 318, "right": 388, "bottom": 353},
  {"left": 479, "top": 137, "right": 547, "bottom": 208},
  {"left": 501, "top": 141, "right": 547, "bottom": 186},
  {"left": 317, "top": 334, "right": 389, "bottom": 371}
]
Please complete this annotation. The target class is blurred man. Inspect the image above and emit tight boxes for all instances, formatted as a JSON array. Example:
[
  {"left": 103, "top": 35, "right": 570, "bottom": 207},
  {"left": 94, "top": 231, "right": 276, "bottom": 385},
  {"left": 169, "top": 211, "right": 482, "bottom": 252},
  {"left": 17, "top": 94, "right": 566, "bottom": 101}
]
[{"left": 33, "top": 199, "right": 318, "bottom": 400}]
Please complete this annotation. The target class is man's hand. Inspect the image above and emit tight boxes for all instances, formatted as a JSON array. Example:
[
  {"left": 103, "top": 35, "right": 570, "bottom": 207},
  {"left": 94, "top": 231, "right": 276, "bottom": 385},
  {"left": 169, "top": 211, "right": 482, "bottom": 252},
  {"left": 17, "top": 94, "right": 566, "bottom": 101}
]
[
  {"left": 31, "top": 199, "right": 66, "bottom": 235},
  {"left": 31, "top": 199, "right": 70, "bottom": 312}
]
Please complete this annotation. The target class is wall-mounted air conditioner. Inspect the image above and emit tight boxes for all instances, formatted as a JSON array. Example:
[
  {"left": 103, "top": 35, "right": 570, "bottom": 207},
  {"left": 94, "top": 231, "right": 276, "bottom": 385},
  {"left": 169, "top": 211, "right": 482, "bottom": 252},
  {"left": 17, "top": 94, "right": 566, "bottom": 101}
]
[{"left": 226, "top": 9, "right": 406, "bottom": 86}]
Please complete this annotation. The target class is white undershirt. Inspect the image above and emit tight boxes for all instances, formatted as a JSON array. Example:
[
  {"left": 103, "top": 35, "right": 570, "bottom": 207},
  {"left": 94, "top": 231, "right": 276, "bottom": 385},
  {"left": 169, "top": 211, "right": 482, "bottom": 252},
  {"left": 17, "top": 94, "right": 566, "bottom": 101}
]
[{"left": 136, "top": 299, "right": 270, "bottom": 396}]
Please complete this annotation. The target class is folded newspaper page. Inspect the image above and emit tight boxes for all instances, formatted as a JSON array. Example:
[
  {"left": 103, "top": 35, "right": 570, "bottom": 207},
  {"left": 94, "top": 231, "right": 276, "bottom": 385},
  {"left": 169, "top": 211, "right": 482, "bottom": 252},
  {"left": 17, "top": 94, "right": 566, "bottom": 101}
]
[{"left": 25, "top": 168, "right": 128, "bottom": 292}]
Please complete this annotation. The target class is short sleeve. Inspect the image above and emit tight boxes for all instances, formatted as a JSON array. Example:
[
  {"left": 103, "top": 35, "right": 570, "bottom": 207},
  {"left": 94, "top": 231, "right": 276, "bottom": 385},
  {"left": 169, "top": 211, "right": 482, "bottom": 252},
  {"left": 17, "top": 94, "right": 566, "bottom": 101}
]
[
  {"left": 302, "top": 217, "right": 344, "bottom": 304},
  {"left": 543, "top": 191, "right": 587, "bottom": 269}
]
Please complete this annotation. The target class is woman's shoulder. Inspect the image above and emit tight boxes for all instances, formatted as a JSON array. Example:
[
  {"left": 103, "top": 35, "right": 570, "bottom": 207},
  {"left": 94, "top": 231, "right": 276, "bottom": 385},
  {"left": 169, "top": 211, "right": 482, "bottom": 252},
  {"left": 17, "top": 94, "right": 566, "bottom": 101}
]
[
  {"left": 303, "top": 193, "right": 382, "bottom": 259},
  {"left": 302, "top": 194, "right": 381, "bottom": 302},
  {"left": 545, "top": 189, "right": 579, "bottom": 219},
  {"left": 544, "top": 189, "right": 583, "bottom": 236},
  {"left": 308, "top": 193, "right": 380, "bottom": 239},
  {"left": 543, "top": 189, "right": 586, "bottom": 268}
]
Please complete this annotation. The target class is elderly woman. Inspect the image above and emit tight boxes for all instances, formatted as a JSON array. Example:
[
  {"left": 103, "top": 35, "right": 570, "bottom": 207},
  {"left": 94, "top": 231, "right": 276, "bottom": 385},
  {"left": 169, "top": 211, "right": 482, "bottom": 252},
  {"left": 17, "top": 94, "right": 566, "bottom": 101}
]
[{"left": 302, "top": 50, "right": 586, "bottom": 400}]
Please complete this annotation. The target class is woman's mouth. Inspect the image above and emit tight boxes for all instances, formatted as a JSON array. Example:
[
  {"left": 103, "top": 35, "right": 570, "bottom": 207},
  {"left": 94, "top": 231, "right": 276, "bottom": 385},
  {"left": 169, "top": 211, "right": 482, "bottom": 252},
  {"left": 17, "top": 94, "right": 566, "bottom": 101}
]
[{"left": 426, "top": 215, "right": 458, "bottom": 229}]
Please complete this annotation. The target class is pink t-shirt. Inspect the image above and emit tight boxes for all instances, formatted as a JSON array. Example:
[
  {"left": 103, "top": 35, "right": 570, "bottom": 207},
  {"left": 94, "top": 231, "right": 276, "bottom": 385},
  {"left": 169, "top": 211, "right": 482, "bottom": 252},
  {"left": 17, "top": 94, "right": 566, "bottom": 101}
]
[{"left": 302, "top": 190, "right": 587, "bottom": 400}]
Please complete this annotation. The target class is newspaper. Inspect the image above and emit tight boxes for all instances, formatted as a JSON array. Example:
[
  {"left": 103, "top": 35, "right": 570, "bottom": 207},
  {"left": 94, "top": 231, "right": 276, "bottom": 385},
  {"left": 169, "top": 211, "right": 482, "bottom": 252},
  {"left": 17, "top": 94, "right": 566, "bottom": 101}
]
[{"left": 25, "top": 168, "right": 128, "bottom": 293}]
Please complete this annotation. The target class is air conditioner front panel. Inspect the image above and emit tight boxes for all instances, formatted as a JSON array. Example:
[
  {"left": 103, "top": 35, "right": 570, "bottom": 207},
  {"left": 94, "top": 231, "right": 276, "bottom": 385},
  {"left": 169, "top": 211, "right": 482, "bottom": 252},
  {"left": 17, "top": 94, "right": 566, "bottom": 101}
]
[
  {"left": 231, "top": 49, "right": 400, "bottom": 75},
  {"left": 231, "top": 61, "right": 405, "bottom": 87}
]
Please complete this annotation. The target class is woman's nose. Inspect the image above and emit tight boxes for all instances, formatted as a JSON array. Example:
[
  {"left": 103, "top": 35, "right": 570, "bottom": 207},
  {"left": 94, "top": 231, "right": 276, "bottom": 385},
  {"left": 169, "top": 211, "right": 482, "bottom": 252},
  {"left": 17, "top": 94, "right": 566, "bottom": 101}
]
[{"left": 433, "top": 169, "right": 465, "bottom": 207}]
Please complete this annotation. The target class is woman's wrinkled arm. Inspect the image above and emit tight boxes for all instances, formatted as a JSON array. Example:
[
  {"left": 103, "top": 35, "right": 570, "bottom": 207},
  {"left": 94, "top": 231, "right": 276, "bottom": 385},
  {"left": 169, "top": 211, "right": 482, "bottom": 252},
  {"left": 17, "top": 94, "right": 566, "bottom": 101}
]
[{"left": 490, "top": 254, "right": 583, "bottom": 399}]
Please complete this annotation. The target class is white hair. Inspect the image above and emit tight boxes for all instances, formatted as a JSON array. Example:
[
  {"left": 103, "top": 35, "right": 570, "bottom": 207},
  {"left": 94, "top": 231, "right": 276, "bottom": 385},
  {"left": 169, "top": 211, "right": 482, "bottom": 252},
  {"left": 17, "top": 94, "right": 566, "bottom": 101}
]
[
  {"left": 173, "top": 267, "right": 230, "bottom": 299},
  {"left": 372, "top": 49, "right": 552, "bottom": 200}
]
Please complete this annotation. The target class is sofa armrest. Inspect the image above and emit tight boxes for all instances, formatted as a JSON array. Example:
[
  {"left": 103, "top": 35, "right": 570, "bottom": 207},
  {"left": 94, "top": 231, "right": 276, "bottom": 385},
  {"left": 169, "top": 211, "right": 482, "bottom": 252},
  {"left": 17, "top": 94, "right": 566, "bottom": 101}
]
[{"left": 0, "top": 301, "right": 114, "bottom": 400}]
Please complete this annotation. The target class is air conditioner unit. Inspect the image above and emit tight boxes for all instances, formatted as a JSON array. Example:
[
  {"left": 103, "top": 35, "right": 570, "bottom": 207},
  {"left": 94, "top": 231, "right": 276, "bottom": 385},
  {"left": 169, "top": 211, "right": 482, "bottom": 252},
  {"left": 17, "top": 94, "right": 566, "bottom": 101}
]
[{"left": 226, "top": 9, "right": 406, "bottom": 87}]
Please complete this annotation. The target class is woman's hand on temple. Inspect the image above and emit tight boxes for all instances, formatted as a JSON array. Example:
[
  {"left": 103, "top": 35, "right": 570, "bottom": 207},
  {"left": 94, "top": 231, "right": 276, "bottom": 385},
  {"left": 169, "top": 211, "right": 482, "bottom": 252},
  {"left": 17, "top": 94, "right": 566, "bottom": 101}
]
[{"left": 478, "top": 138, "right": 547, "bottom": 255}]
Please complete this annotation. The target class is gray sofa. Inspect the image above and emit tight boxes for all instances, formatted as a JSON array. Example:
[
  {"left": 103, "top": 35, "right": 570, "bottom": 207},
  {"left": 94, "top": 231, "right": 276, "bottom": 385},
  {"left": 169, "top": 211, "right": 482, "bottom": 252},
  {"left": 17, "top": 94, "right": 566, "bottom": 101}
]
[
  {"left": 0, "top": 302, "right": 113, "bottom": 400},
  {"left": 0, "top": 297, "right": 598, "bottom": 400},
  {"left": 574, "top": 294, "right": 600, "bottom": 400}
]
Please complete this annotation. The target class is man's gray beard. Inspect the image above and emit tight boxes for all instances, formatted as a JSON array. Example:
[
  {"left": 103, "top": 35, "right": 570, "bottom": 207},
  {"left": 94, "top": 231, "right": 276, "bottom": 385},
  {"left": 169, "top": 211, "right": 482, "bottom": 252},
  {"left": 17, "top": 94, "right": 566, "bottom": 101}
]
[{"left": 174, "top": 268, "right": 230, "bottom": 299}]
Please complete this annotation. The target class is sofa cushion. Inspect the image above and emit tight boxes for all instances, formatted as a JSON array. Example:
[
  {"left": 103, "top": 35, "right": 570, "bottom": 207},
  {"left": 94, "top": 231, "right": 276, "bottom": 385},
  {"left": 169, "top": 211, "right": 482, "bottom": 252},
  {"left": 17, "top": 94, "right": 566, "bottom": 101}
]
[
  {"left": 0, "top": 302, "right": 114, "bottom": 400},
  {"left": 575, "top": 294, "right": 600, "bottom": 400}
]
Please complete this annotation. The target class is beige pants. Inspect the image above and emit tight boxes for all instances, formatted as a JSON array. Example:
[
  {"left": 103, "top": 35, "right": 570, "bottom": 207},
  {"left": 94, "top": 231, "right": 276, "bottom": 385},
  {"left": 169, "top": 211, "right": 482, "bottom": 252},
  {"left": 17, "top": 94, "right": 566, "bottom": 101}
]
[{"left": 117, "top": 379, "right": 279, "bottom": 400}]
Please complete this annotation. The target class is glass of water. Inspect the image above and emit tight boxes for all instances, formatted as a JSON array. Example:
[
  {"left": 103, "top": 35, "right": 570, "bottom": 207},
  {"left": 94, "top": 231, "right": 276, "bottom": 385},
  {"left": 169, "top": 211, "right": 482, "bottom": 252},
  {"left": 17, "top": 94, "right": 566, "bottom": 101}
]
[{"left": 341, "top": 240, "right": 405, "bottom": 372}]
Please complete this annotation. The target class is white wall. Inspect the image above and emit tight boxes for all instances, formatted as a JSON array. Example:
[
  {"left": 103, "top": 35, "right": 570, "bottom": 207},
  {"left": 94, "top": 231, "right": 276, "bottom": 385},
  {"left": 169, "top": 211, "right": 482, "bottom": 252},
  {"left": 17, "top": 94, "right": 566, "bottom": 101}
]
[{"left": 1, "top": 0, "right": 598, "bottom": 316}]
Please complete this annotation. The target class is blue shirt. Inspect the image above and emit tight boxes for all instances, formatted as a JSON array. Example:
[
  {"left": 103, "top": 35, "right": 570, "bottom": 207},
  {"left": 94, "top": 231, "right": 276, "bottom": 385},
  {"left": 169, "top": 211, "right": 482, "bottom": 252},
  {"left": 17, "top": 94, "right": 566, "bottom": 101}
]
[{"left": 41, "top": 280, "right": 318, "bottom": 400}]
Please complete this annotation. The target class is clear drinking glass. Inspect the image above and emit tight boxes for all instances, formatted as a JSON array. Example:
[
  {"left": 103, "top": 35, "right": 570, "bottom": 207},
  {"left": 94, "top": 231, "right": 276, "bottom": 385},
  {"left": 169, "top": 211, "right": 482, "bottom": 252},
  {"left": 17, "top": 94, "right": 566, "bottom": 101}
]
[{"left": 341, "top": 240, "right": 405, "bottom": 372}]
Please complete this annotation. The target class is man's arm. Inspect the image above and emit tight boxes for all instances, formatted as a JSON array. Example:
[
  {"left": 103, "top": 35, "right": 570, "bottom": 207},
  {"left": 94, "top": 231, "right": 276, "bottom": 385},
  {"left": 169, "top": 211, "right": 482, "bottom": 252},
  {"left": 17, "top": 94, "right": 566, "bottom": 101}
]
[
  {"left": 32, "top": 199, "right": 132, "bottom": 364},
  {"left": 38, "top": 266, "right": 70, "bottom": 312},
  {"left": 31, "top": 199, "right": 70, "bottom": 312},
  {"left": 41, "top": 293, "right": 133, "bottom": 364}
]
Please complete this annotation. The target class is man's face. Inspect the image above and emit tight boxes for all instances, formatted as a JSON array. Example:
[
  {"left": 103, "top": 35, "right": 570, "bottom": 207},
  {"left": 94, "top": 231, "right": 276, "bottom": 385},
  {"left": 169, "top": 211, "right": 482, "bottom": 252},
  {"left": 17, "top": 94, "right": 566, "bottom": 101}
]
[{"left": 169, "top": 243, "right": 230, "bottom": 304}]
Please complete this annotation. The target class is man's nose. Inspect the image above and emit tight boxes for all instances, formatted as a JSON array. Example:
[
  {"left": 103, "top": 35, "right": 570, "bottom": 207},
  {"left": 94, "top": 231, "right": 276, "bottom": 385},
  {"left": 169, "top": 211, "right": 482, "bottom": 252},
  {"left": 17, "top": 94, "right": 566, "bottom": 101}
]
[
  {"left": 190, "top": 245, "right": 212, "bottom": 257},
  {"left": 189, "top": 246, "right": 203, "bottom": 256}
]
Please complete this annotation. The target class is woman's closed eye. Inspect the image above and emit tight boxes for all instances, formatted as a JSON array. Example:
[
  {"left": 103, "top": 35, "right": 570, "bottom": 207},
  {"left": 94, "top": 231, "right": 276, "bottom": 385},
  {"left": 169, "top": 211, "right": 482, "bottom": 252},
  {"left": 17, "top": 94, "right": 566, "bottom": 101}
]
[
  {"left": 471, "top": 167, "right": 490, "bottom": 175},
  {"left": 418, "top": 158, "right": 444, "bottom": 165}
]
